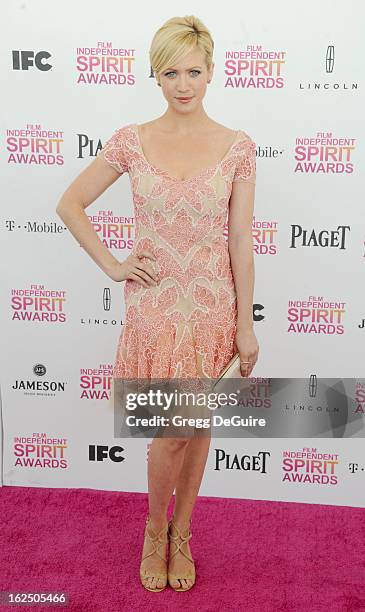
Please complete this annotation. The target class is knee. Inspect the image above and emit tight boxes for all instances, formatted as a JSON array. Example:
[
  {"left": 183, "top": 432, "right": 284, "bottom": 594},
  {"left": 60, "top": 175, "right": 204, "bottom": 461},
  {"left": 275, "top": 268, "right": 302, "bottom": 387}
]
[{"left": 164, "top": 437, "right": 191, "bottom": 452}]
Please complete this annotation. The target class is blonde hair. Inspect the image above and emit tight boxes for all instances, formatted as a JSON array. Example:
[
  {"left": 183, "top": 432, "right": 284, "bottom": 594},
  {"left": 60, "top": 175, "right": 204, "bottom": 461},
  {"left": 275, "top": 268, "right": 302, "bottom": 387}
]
[{"left": 149, "top": 15, "right": 214, "bottom": 79}]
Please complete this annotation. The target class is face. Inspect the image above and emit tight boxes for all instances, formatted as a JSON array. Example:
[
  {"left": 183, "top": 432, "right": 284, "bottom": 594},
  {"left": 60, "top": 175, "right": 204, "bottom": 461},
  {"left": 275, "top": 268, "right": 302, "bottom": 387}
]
[{"left": 157, "top": 47, "right": 214, "bottom": 110}]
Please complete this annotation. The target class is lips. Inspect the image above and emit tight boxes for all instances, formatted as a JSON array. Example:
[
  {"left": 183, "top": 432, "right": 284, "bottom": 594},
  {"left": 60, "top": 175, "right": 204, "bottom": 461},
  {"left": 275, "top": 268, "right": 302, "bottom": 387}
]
[{"left": 176, "top": 97, "right": 193, "bottom": 100}]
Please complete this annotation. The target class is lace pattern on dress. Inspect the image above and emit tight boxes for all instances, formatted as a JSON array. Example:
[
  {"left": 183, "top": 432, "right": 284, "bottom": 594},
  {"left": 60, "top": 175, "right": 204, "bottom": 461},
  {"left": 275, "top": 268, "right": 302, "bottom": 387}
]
[
  {"left": 98, "top": 123, "right": 256, "bottom": 379},
  {"left": 97, "top": 126, "right": 129, "bottom": 174},
  {"left": 231, "top": 139, "right": 256, "bottom": 184}
]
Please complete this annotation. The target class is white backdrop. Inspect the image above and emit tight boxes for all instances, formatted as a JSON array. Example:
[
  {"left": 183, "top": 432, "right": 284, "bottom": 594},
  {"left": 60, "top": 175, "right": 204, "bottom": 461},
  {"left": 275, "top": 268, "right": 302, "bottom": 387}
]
[{"left": 1, "top": 1, "right": 364, "bottom": 507}]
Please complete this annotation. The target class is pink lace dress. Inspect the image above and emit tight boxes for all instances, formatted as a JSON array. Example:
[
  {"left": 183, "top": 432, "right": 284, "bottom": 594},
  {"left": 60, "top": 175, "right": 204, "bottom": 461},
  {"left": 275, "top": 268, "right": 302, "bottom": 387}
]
[{"left": 98, "top": 123, "right": 256, "bottom": 381}]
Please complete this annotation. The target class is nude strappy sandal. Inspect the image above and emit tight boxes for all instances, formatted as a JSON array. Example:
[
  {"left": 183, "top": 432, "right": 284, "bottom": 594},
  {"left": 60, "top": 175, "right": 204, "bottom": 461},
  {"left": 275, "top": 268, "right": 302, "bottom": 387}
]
[
  {"left": 139, "top": 515, "right": 168, "bottom": 592},
  {"left": 167, "top": 518, "right": 196, "bottom": 591}
]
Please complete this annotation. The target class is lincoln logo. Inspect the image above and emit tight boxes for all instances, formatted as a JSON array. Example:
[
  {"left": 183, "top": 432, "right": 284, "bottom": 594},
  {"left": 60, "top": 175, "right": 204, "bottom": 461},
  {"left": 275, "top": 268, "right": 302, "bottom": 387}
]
[
  {"left": 325, "top": 45, "right": 335, "bottom": 73},
  {"left": 309, "top": 374, "right": 317, "bottom": 398},
  {"left": 103, "top": 288, "right": 111, "bottom": 311}
]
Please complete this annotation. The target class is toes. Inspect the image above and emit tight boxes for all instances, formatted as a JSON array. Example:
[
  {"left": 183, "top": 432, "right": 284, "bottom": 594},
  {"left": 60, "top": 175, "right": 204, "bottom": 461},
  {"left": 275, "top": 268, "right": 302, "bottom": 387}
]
[
  {"left": 142, "top": 575, "right": 166, "bottom": 591},
  {"left": 168, "top": 577, "right": 194, "bottom": 590}
]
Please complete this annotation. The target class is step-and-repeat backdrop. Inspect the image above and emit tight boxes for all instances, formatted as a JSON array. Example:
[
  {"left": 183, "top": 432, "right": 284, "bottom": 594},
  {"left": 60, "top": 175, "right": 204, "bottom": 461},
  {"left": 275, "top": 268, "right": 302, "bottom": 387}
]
[{"left": 1, "top": 1, "right": 364, "bottom": 507}]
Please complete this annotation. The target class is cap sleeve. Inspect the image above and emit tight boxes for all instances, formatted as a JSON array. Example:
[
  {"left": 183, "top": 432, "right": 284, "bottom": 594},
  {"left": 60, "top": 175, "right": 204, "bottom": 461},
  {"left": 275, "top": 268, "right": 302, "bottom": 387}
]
[
  {"left": 97, "top": 125, "right": 129, "bottom": 174},
  {"left": 232, "top": 137, "right": 256, "bottom": 184}
]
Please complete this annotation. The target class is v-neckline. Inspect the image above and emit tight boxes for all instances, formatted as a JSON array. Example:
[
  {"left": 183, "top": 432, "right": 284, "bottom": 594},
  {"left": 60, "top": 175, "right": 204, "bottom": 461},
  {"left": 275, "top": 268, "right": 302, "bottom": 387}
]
[{"left": 132, "top": 122, "right": 242, "bottom": 183}]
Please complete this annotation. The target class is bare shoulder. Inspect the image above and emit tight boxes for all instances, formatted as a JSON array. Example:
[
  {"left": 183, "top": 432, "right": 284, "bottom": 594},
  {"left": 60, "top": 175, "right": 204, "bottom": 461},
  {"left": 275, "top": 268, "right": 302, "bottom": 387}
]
[
  {"left": 138, "top": 120, "right": 236, "bottom": 136},
  {"left": 208, "top": 121, "right": 251, "bottom": 142},
  {"left": 137, "top": 120, "right": 159, "bottom": 136},
  {"left": 136, "top": 119, "right": 251, "bottom": 142},
  {"left": 211, "top": 122, "right": 236, "bottom": 136}
]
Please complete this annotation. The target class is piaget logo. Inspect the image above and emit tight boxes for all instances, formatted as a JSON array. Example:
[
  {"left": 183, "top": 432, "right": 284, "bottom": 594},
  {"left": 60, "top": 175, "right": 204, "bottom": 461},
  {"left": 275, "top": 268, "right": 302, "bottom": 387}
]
[
  {"left": 76, "top": 42, "right": 136, "bottom": 85},
  {"left": 294, "top": 132, "right": 355, "bottom": 175},
  {"left": 287, "top": 295, "right": 345, "bottom": 335},
  {"left": 224, "top": 45, "right": 285, "bottom": 89},
  {"left": 6, "top": 124, "right": 64, "bottom": 166},
  {"left": 282, "top": 447, "right": 339, "bottom": 485},
  {"left": 289, "top": 225, "right": 350, "bottom": 249}
]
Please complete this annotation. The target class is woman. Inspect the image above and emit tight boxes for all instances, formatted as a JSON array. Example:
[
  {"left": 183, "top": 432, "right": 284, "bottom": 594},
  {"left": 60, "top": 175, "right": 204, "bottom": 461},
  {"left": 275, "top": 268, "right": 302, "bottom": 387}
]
[{"left": 56, "top": 15, "right": 259, "bottom": 593}]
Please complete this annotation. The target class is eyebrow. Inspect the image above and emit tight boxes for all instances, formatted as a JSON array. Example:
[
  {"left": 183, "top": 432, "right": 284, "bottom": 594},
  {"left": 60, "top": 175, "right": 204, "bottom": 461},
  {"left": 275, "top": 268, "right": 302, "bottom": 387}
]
[{"left": 164, "top": 65, "right": 203, "bottom": 71}]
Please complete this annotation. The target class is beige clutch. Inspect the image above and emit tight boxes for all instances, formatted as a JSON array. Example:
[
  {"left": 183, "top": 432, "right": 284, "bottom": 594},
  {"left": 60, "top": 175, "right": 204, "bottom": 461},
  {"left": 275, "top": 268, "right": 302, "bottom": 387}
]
[
  {"left": 216, "top": 352, "right": 241, "bottom": 380},
  {"left": 212, "top": 352, "right": 251, "bottom": 396}
]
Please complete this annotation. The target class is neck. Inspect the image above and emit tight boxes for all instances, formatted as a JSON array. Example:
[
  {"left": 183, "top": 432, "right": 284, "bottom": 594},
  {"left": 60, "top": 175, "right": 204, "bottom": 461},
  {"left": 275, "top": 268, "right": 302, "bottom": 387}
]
[{"left": 156, "top": 107, "right": 213, "bottom": 133}]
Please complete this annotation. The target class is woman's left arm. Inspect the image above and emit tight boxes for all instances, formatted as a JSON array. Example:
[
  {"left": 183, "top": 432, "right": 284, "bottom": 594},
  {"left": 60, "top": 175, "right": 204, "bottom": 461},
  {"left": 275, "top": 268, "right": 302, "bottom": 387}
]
[{"left": 228, "top": 179, "right": 259, "bottom": 376}]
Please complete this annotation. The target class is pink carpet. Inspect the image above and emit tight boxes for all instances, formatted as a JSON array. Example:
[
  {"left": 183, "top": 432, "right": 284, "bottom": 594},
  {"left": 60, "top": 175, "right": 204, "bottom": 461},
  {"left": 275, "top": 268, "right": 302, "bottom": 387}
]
[{"left": 0, "top": 486, "right": 364, "bottom": 611}]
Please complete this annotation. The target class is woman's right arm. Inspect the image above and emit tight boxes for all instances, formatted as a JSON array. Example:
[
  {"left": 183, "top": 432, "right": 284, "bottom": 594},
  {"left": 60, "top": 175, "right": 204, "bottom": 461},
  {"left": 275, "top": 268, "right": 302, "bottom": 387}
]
[
  {"left": 55, "top": 156, "right": 158, "bottom": 287},
  {"left": 56, "top": 155, "right": 122, "bottom": 277}
]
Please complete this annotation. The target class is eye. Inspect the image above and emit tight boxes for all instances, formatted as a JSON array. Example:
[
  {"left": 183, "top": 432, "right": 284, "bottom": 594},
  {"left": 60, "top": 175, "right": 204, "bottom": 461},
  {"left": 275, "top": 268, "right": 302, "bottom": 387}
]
[{"left": 164, "top": 70, "right": 202, "bottom": 78}]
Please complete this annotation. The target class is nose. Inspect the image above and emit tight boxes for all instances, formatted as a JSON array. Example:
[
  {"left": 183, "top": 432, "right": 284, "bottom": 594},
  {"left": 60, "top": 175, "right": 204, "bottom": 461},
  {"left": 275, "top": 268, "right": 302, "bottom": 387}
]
[{"left": 176, "top": 74, "right": 190, "bottom": 93}]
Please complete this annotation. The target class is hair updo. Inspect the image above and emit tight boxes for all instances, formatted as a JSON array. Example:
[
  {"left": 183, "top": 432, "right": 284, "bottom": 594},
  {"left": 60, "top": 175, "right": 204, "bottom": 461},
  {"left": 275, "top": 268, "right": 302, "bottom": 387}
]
[{"left": 149, "top": 15, "right": 214, "bottom": 80}]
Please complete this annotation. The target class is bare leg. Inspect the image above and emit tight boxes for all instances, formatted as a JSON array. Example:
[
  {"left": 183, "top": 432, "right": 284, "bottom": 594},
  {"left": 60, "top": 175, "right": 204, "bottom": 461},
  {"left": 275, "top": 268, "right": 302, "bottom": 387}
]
[
  {"left": 140, "top": 436, "right": 190, "bottom": 590},
  {"left": 174, "top": 433, "right": 211, "bottom": 522},
  {"left": 168, "top": 431, "right": 212, "bottom": 589}
]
